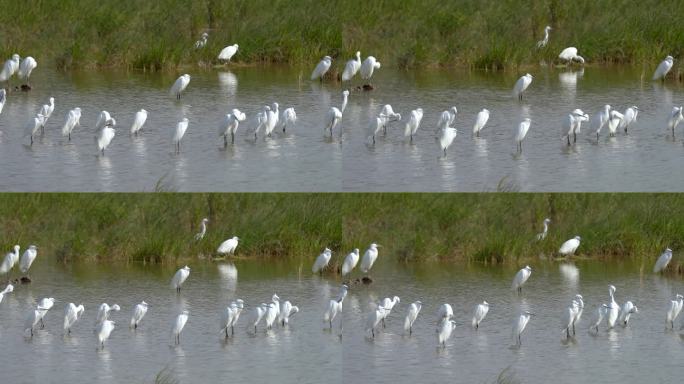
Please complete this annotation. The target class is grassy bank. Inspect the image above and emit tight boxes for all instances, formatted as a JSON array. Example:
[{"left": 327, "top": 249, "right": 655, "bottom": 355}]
[
  {"left": 0, "top": 0, "right": 682, "bottom": 71},
  {"left": 0, "top": 194, "right": 683, "bottom": 270}
]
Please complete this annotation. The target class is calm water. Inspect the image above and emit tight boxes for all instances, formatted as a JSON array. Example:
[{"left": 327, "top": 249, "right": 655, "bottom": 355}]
[
  {"left": 1, "top": 67, "right": 684, "bottom": 191},
  {"left": 0, "top": 259, "right": 682, "bottom": 383}
]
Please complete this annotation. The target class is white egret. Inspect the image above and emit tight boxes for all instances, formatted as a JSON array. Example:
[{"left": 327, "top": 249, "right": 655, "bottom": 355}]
[
  {"left": 558, "top": 47, "right": 585, "bottom": 65},
  {"left": 536, "top": 218, "right": 551, "bottom": 240},
  {"left": 436, "top": 303, "right": 454, "bottom": 323},
  {"left": 607, "top": 110, "right": 624, "bottom": 137},
  {"left": 279, "top": 107, "right": 297, "bottom": 133},
  {"left": 194, "top": 218, "right": 209, "bottom": 241},
  {"left": 512, "top": 311, "right": 533, "bottom": 346},
  {"left": 341, "top": 248, "right": 360, "bottom": 276},
  {"left": 561, "top": 300, "right": 580, "bottom": 339},
  {"left": 437, "top": 318, "right": 457, "bottom": 347},
  {"left": 218, "top": 44, "right": 239, "bottom": 62},
  {"left": 194, "top": 32, "right": 208, "bottom": 49},
  {"left": 572, "top": 294, "right": 584, "bottom": 334},
  {"left": 219, "top": 109, "right": 246, "bottom": 145},
  {"left": 279, "top": 300, "right": 299, "bottom": 326},
  {"left": 621, "top": 106, "right": 638, "bottom": 133},
  {"left": 172, "top": 118, "right": 189, "bottom": 153},
  {"left": 0, "top": 54, "right": 20, "bottom": 83},
  {"left": 19, "top": 244, "right": 37, "bottom": 277},
  {"left": 592, "top": 105, "right": 612, "bottom": 140},
  {"left": 264, "top": 300, "right": 280, "bottom": 330},
  {"left": 61, "top": 107, "right": 82, "bottom": 140},
  {"left": 559, "top": 236, "right": 581, "bottom": 256},
  {"left": 217, "top": 236, "right": 239, "bottom": 255},
  {"left": 25, "top": 113, "right": 45, "bottom": 145},
  {"left": 95, "top": 303, "right": 120, "bottom": 326},
  {"left": 511, "top": 265, "right": 532, "bottom": 293},
  {"left": 366, "top": 304, "right": 386, "bottom": 338},
  {"left": 360, "top": 243, "right": 380, "bottom": 274},
  {"left": 97, "top": 319, "right": 115, "bottom": 347},
  {"left": 341, "top": 51, "right": 362, "bottom": 82},
  {"left": 536, "top": 26, "right": 551, "bottom": 48},
  {"left": 667, "top": 106, "right": 683, "bottom": 138},
  {"left": 63, "top": 303, "right": 85, "bottom": 334},
  {"left": 514, "top": 118, "right": 531, "bottom": 152},
  {"left": 665, "top": 294, "right": 683, "bottom": 329},
  {"left": 130, "top": 301, "right": 148, "bottom": 329},
  {"left": 404, "top": 108, "right": 424, "bottom": 142},
  {"left": 25, "top": 308, "right": 47, "bottom": 336},
  {"left": 0, "top": 245, "right": 20, "bottom": 279},
  {"left": 472, "top": 108, "right": 490, "bottom": 137},
  {"left": 368, "top": 116, "right": 384, "bottom": 145},
  {"left": 18, "top": 56, "right": 38, "bottom": 87},
  {"left": 36, "top": 297, "right": 55, "bottom": 328},
  {"left": 0, "top": 88, "right": 5, "bottom": 114},
  {"left": 311, "top": 56, "right": 332, "bottom": 81},
  {"left": 38, "top": 97, "right": 55, "bottom": 131},
  {"left": 0, "top": 283, "right": 14, "bottom": 304},
  {"left": 472, "top": 301, "right": 490, "bottom": 329},
  {"left": 607, "top": 285, "right": 620, "bottom": 329},
  {"left": 403, "top": 301, "right": 422, "bottom": 335},
  {"left": 130, "top": 109, "right": 148, "bottom": 135},
  {"left": 562, "top": 109, "right": 589, "bottom": 145},
  {"left": 360, "top": 56, "right": 381, "bottom": 85},
  {"left": 619, "top": 301, "right": 638, "bottom": 326},
  {"left": 249, "top": 303, "right": 268, "bottom": 333},
  {"left": 264, "top": 102, "right": 279, "bottom": 136},
  {"left": 231, "top": 299, "right": 244, "bottom": 330},
  {"left": 653, "top": 248, "right": 673, "bottom": 273},
  {"left": 219, "top": 303, "right": 237, "bottom": 338},
  {"left": 513, "top": 74, "right": 533, "bottom": 100},
  {"left": 653, "top": 55, "right": 674, "bottom": 81},
  {"left": 589, "top": 304, "right": 609, "bottom": 333},
  {"left": 96, "top": 120, "right": 116, "bottom": 154},
  {"left": 254, "top": 106, "right": 270, "bottom": 139},
  {"left": 172, "top": 310, "right": 189, "bottom": 344},
  {"left": 323, "top": 284, "right": 348, "bottom": 329},
  {"left": 312, "top": 248, "right": 333, "bottom": 274},
  {"left": 171, "top": 266, "right": 191, "bottom": 292},
  {"left": 170, "top": 74, "right": 191, "bottom": 99},
  {"left": 324, "top": 90, "right": 349, "bottom": 135},
  {"left": 379, "top": 104, "right": 401, "bottom": 134},
  {"left": 380, "top": 296, "right": 400, "bottom": 328},
  {"left": 439, "top": 125, "right": 458, "bottom": 156}
]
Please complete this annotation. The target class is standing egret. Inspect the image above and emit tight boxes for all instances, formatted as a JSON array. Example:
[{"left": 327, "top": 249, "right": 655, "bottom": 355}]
[
  {"left": 219, "top": 109, "right": 247, "bottom": 145},
  {"left": 366, "top": 304, "right": 386, "bottom": 338},
  {"left": 653, "top": 55, "right": 674, "bottom": 81},
  {"left": 170, "top": 74, "right": 191, "bottom": 99},
  {"left": 653, "top": 248, "right": 673, "bottom": 273},
  {"left": 130, "top": 301, "right": 148, "bottom": 329},
  {"left": 619, "top": 301, "right": 638, "bottom": 326},
  {"left": 18, "top": 56, "right": 37, "bottom": 87},
  {"left": 218, "top": 44, "right": 239, "bottom": 62},
  {"left": 25, "top": 113, "right": 45, "bottom": 145},
  {"left": 559, "top": 236, "right": 581, "bottom": 256},
  {"left": 323, "top": 284, "right": 348, "bottom": 329},
  {"left": 61, "top": 107, "right": 81, "bottom": 140},
  {"left": 312, "top": 248, "right": 333, "bottom": 274},
  {"left": 513, "top": 74, "right": 533, "bottom": 100},
  {"left": 39, "top": 97, "right": 55, "bottom": 131},
  {"left": 0, "top": 283, "right": 14, "bottom": 304},
  {"left": 279, "top": 107, "right": 297, "bottom": 133},
  {"left": 0, "top": 54, "right": 20, "bottom": 84},
  {"left": 264, "top": 296, "right": 280, "bottom": 329},
  {"left": 324, "top": 90, "right": 349, "bottom": 136},
  {"left": 341, "top": 51, "right": 362, "bottom": 82},
  {"left": 254, "top": 106, "right": 270, "bottom": 139},
  {"left": 97, "top": 320, "right": 115, "bottom": 347},
  {"left": 438, "top": 318, "right": 457, "bottom": 347},
  {"left": 231, "top": 299, "right": 244, "bottom": 330},
  {"left": 63, "top": 303, "right": 85, "bottom": 334},
  {"left": 667, "top": 106, "right": 683, "bottom": 138},
  {"left": 558, "top": 47, "right": 585, "bottom": 65},
  {"left": 194, "top": 32, "right": 208, "bottom": 49},
  {"left": 249, "top": 303, "right": 268, "bottom": 333},
  {"left": 0, "top": 88, "right": 6, "bottom": 115},
  {"left": 561, "top": 300, "right": 580, "bottom": 339},
  {"left": 472, "top": 301, "right": 490, "bottom": 329},
  {"left": 360, "top": 56, "right": 381, "bottom": 86},
  {"left": 536, "top": 26, "right": 551, "bottom": 48},
  {"left": 36, "top": 297, "right": 55, "bottom": 328},
  {"left": 171, "top": 266, "right": 191, "bottom": 292},
  {"left": 172, "top": 118, "right": 189, "bottom": 153},
  {"left": 473, "top": 108, "right": 490, "bottom": 137},
  {"left": 360, "top": 243, "right": 380, "bottom": 274},
  {"left": 607, "top": 110, "right": 624, "bottom": 137},
  {"left": 95, "top": 303, "right": 120, "bottom": 326},
  {"left": 19, "top": 245, "right": 37, "bottom": 278},
  {"left": 665, "top": 294, "right": 683, "bottom": 330},
  {"left": 96, "top": 120, "right": 116, "bottom": 154},
  {"left": 404, "top": 108, "right": 424, "bottom": 142},
  {"left": 130, "top": 109, "right": 148, "bottom": 135},
  {"left": 512, "top": 311, "right": 534, "bottom": 346},
  {"left": 514, "top": 118, "right": 531, "bottom": 152},
  {"left": 172, "top": 310, "right": 189, "bottom": 344},
  {"left": 436, "top": 303, "right": 454, "bottom": 323},
  {"left": 341, "top": 248, "right": 360, "bottom": 276},
  {"left": 607, "top": 285, "right": 620, "bottom": 329},
  {"left": 403, "top": 301, "right": 422, "bottom": 335},
  {"left": 311, "top": 56, "right": 332, "bottom": 81},
  {"left": 368, "top": 116, "right": 385, "bottom": 145},
  {"left": 194, "top": 218, "right": 209, "bottom": 241},
  {"left": 264, "top": 102, "right": 279, "bottom": 137},
  {"left": 279, "top": 300, "right": 299, "bottom": 326},
  {"left": 380, "top": 296, "right": 400, "bottom": 328},
  {"left": 438, "top": 125, "right": 458, "bottom": 155},
  {"left": 1, "top": 245, "right": 20, "bottom": 281},
  {"left": 379, "top": 104, "right": 401, "bottom": 134},
  {"left": 511, "top": 266, "right": 532, "bottom": 293},
  {"left": 219, "top": 301, "right": 239, "bottom": 338},
  {"left": 589, "top": 304, "right": 609, "bottom": 333},
  {"left": 25, "top": 307, "right": 47, "bottom": 336},
  {"left": 592, "top": 105, "right": 612, "bottom": 140},
  {"left": 572, "top": 294, "right": 584, "bottom": 334},
  {"left": 562, "top": 110, "right": 589, "bottom": 145},
  {"left": 217, "top": 236, "right": 239, "bottom": 255},
  {"left": 536, "top": 218, "right": 551, "bottom": 240},
  {"left": 621, "top": 106, "right": 638, "bottom": 133}
]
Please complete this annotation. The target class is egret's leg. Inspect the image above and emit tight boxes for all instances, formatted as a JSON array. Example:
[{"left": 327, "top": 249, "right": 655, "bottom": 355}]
[
  {"left": 572, "top": 323, "right": 576, "bottom": 335},
  {"left": 381, "top": 318, "right": 385, "bottom": 328},
  {"left": 68, "top": 132, "right": 71, "bottom": 141},
  {"left": 231, "top": 132, "right": 235, "bottom": 144},
  {"left": 224, "top": 135, "right": 227, "bottom": 148}
]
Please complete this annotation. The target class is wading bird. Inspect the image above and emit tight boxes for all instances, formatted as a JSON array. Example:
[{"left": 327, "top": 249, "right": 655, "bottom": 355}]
[
  {"left": 607, "top": 110, "right": 624, "bottom": 137},
  {"left": 380, "top": 296, "right": 400, "bottom": 328},
  {"left": 194, "top": 218, "right": 209, "bottom": 241},
  {"left": 248, "top": 303, "right": 268, "bottom": 333},
  {"left": 366, "top": 304, "right": 386, "bottom": 338},
  {"left": 436, "top": 303, "right": 454, "bottom": 325},
  {"left": 572, "top": 294, "right": 584, "bottom": 334},
  {"left": 360, "top": 56, "right": 381, "bottom": 86},
  {"left": 279, "top": 300, "right": 299, "bottom": 326},
  {"left": 514, "top": 118, "right": 531, "bottom": 152},
  {"left": 279, "top": 107, "right": 297, "bottom": 133},
  {"left": 473, "top": 108, "right": 490, "bottom": 137},
  {"left": 1, "top": 245, "right": 20, "bottom": 281},
  {"left": 0, "top": 54, "right": 20, "bottom": 84},
  {"left": 558, "top": 47, "right": 585, "bottom": 65},
  {"left": 264, "top": 295, "right": 280, "bottom": 329},
  {"left": 39, "top": 97, "right": 55, "bottom": 131},
  {"left": 217, "top": 236, "right": 239, "bottom": 255},
  {"left": 194, "top": 33, "right": 208, "bottom": 49},
  {"left": 19, "top": 245, "right": 37, "bottom": 278},
  {"left": 513, "top": 74, "right": 533, "bottom": 100},
  {"left": 592, "top": 105, "right": 612, "bottom": 140},
  {"left": 438, "top": 124, "right": 457, "bottom": 155},
  {"left": 36, "top": 297, "right": 55, "bottom": 328},
  {"left": 173, "top": 118, "right": 189, "bottom": 153},
  {"left": 667, "top": 106, "right": 683, "bottom": 138},
  {"left": 653, "top": 248, "right": 673, "bottom": 273},
  {"left": 323, "top": 284, "right": 348, "bottom": 329},
  {"left": 96, "top": 118, "right": 116, "bottom": 154},
  {"left": 130, "top": 301, "right": 148, "bottom": 329},
  {"left": 312, "top": 248, "right": 333, "bottom": 274},
  {"left": 18, "top": 56, "right": 37, "bottom": 87},
  {"left": 25, "top": 113, "right": 45, "bottom": 145},
  {"left": 536, "top": 26, "right": 551, "bottom": 48},
  {"left": 590, "top": 304, "right": 609, "bottom": 333},
  {"left": 25, "top": 307, "right": 47, "bottom": 336},
  {"left": 130, "top": 109, "right": 148, "bottom": 135},
  {"left": 61, "top": 107, "right": 81, "bottom": 140},
  {"left": 95, "top": 303, "right": 120, "bottom": 326},
  {"left": 404, "top": 301, "right": 422, "bottom": 335},
  {"left": 607, "top": 285, "right": 619, "bottom": 329},
  {"left": 219, "top": 109, "right": 246, "bottom": 145},
  {"left": 0, "top": 283, "right": 13, "bottom": 304},
  {"left": 512, "top": 311, "right": 533, "bottom": 346},
  {"left": 311, "top": 56, "right": 332, "bottom": 81},
  {"left": 63, "top": 303, "right": 85, "bottom": 334},
  {"left": 341, "top": 51, "right": 362, "bottom": 82},
  {"left": 561, "top": 300, "right": 580, "bottom": 339},
  {"left": 512, "top": 266, "right": 532, "bottom": 293},
  {"left": 536, "top": 218, "right": 551, "bottom": 240},
  {"left": 472, "top": 301, "right": 490, "bottom": 330},
  {"left": 559, "top": 236, "right": 581, "bottom": 256},
  {"left": 341, "top": 248, "right": 360, "bottom": 276},
  {"left": 379, "top": 104, "right": 401, "bottom": 134},
  {"left": 254, "top": 106, "right": 270, "bottom": 139},
  {"left": 360, "top": 243, "right": 380, "bottom": 275},
  {"left": 218, "top": 44, "right": 239, "bottom": 63},
  {"left": 438, "top": 318, "right": 457, "bottom": 347},
  {"left": 561, "top": 109, "right": 589, "bottom": 145},
  {"left": 404, "top": 108, "right": 424, "bottom": 142},
  {"left": 171, "top": 266, "right": 191, "bottom": 292},
  {"left": 172, "top": 310, "right": 189, "bottom": 344},
  {"left": 621, "top": 106, "right": 638, "bottom": 133},
  {"left": 653, "top": 55, "right": 674, "bottom": 81},
  {"left": 170, "top": 74, "right": 191, "bottom": 99},
  {"left": 325, "top": 90, "right": 349, "bottom": 136},
  {"left": 665, "top": 294, "right": 683, "bottom": 330},
  {"left": 0, "top": 88, "right": 6, "bottom": 114},
  {"left": 97, "top": 319, "right": 115, "bottom": 348},
  {"left": 619, "top": 301, "right": 638, "bottom": 326}
]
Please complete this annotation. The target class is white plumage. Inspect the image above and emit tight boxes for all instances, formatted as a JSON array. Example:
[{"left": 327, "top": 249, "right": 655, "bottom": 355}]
[
  {"left": 360, "top": 243, "right": 379, "bottom": 273},
  {"left": 130, "top": 301, "right": 148, "bottom": 329},
  {"left": 514, "top": 118, "right": 531, "bottom": 151},
  {"left": 437, "top": 318, "right": 457, "bottom": 346},
  {"left": 512, "top": 311, "right": 532, "bottom": 345},
  {"left": 311, "top": 56, "right": 332, "bottom": 80},
  {"left": 63, "top": 303, "right": 85, "bottom": 333},
  {"left": 366, "top": 304, "right": 386, "bottom": 338},
  {"left": 653, "top": 248, "right": 673, "bottom": 273},
  {"left": 666, "top": 294, "right": 683, "bottom": 329},
  {"left": 130, "top": 109, "right": 148, "bottom": 135},
  {"left": 218, "top": 44, "right": 239, "bottom": 62},
  {"left": 341, "top": 248, "right": 360, "bottom": 276},
  {"left": 404, "top": 108, "right": 424, "bottom": 140},
  {"left": 511, "top": 265, "right": 532, "bottom": 292},
  {"left": 18, "top": 56, "right": 37, "bottom": 83},
  {"left": 360, "top": 56, "right": 381, "bottom": 81},
  {"left": 0, "top": 54, "right": 20, "bottom": 82},
  {"left": 653, "top": 55, "right": 674, "bottom": 81},
  {"left": 403, "top": 301, "right": 422, "bottom": 334},
  {"left": 170, "top": 74, "right": 191, "bottom": 99},
  {"left": 171, "top": 266, "right": 191, "bottom": 291},
  {"left": 217, "top": 236, "right": 239, "bottom": 255},
  {"left": 472, "top": 301, "right": 490, "bottom": 329},
  {"left": 341, "top": 51, "right": 362, "bottom": 81},
  {"left": 219, "top": 109, "right": 246, "bottom": 145},
  {"left": 312, "top": 248, "right": 332, "bottom": 274},
  {"left": 513, "top": 74, "right": 533, "bottom": 99},
  {"left": 19, "top": 245, "right": 37, "bottom": 274},
  {"left": 559, "top": 236, "right": 581, "bottom": 256},
  {"left": 472, "top": 108, "right": 490, "bottom": 136},
  {"left": 172, "top": 310, "right": 189, "bottom": 344},
  {"left": 279, "top": 300, "right": 299, "bottom": 326}
]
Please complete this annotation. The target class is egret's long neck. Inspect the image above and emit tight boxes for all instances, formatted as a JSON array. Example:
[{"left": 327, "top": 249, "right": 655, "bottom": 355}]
[
  {"left": 542, "top": 222, "right": 548, "bottom": 233},
  {"left": 341, "top": 96, "right": 348, "bottom": 114}
]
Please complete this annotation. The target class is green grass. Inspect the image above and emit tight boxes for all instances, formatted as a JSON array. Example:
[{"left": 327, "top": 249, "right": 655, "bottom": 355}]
[
  {"left": 0, "top": 194, "right": 683, "bottom": 272},
  {"left": 0, "top": 0, "right": 683, "bottom": 72}
]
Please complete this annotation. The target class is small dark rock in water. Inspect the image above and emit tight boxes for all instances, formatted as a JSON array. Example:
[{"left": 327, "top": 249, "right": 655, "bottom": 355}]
[
  {"left": 362, "top": 84, "right": 374, "bottom": 91},
  {"left": 20, "top": 84, "right": 32, "bottom": 91},
  {"left": 20, "top": 276, "right": 32, "bottom": 284},
  {"left": 361, "top": 276, "right": 373, "bottom": 284}
]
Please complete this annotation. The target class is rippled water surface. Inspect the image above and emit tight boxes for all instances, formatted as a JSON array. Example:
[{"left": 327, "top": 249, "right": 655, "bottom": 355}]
[
  {"left": 1, "top": 67, "right": 684, "bottom": 191},
  {"left": 0, "top": 259, "right": 682, "bottom": 383}
]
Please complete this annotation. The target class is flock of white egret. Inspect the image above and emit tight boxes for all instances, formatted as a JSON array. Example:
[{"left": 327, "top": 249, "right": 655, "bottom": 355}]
[
  {"left": 1, "top": 216, "right": 682, "bottom": 350},
  {"left": 1, "top": 29, "right": 682, "bottom": 156}
]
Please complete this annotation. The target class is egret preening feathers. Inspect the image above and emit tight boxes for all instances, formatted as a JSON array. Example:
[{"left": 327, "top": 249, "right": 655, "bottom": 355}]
[
  {"left": 438, "top": 318, "right": 457, "bottom": 346},
  {"left": 130, "top": 301, "right": 149, "bottom": 329},
  {"left": 379, "top": 296, "right": 400, "bottom": 328},
  {"left": 404, "top": 108, "right": 424, "bottom": 141},
  {"left": 61, "top": 107, "right": 82, "bottom": 140},
  {"left": 607, "top": 285, "right": 619, "bottom": 329},
  {"left": 404, "top": 301, "right": 422, "bottom": 335},
  {"left": 171, "top": 266, "right": 190, "bottom": 292},
  {"left": 130, "top": 109, "right": 148, "bottom": 135},
  {"left": 95, "top": 303, "right": 120, "bottom": 326},
  {"left": 39, "top": 97, "right": 55, "bottom": 131},
  {"left": 472, "top": 301, "right": 490, "bottom": 329},
  {"left": 562, "top": 109, "right": 588, "bottom": 145},
  {"left": 219, "top": 109, "right": 247, "bottom": 145},
  {"left": 653, "top": 55, "right": 674, "bottom": 81},
  {"left": 590, "top": 304, "right": 609, "bottom": 333},
  {"left": 311, "top": 56, "right": 332, "bottom": 81},
  {"left": 619, "top": 301, "right": 638, "bottom": 326},
  {"left": 653, "top": 248, "right": 673, "bottom": 273},
  {"left": 18, "top": 56, "right": 37, "bottom": 86},
  {"left": 607, "top": 110, "right": 624, "bottom": 137},
  {"left": 360, "top": 56, "right": 381, "bottom": 84},
  {"left": 97, "top": 319, "right": 115, "bottom": 347},
  {"left": 63, "top": 303, "right": 85, "bottom": 334},
  {"left": 366, "top": 304, "right": 386, "bottom": 338},
  {"left": 96, "top": 119, "right": 116, "bottom": 154},
  {"left": 621, "top": 106, "right": 638, "bottom": 133},
  {"left": 170, "top": 74, "right": 191, "bottom": 99},
  {"left": 279, "top": 300, "right": 299, "bottom": 326},
  {"left": 592, "top": 105, "right": 612, "bottom": 140}
]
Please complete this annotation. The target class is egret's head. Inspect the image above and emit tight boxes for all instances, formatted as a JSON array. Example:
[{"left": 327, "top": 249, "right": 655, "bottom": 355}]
[
  {"left": 323, "top": 55, "right": 331, "bottom": 61},
  {"left": 202, "top": 32, "right": 208, "bottom": 38},
  {"left": 272, "top": 294, "right": 280, "bottom": 301},
  {"left": 525, "top": 265, "right": 532, "bottom": 271},
  {"left": 233, "top": 236, "right": 239, "bottom": 241},
  {"left": 574, "top": 236, "right": 581, "bottom": 241},
  {"left": 544, "top": 218, "right": 551, "bottom": 223},
  {"left": 141, "top": 301, "right": 148, "bottom": 306},
  {"left": 12, "top": 54, "right": 20, "bottom": 61},
  {"left": 234, "top": 44, "right": 239, "bottom": 49},
  {"left": 415, "top": 300, "right": 423, "bottom": 305},
  {"left": 482, "top": 301, "right": 489, "bottom": 306},
  {"left": 545, "top": 26, "right": 552, "bottom": 31},
  {"left": 184, "top": 265, "right": 191, "bottom": 271},
  {"left": 525, "top": 73, "right": 533, "bottom": 78},
  {"left": 355, "top": 51, "right": 361, "bottom": 57},
  {"left": 343, "top": 90, "right": 349, "bottom": 97},
  {"left": 13, "top": 245, "right": 20, "bottom": 252},
  {"left": 666, "top": 247, "right": 672, "bottom": 253},
  {"left": 354, "top": 248, "right": 360, "bottom": 254},
  {"left": 609, "top": 285, "right": 616, "bottom": 293},
  {"left": 182, "top": 310, "right": 190, "bottom": 315},
  {"left": 111, "top": 304, "right": 120, "bottom": 311},
  {"left": 666, "top": 55, "right": 674, "bottom": 62},
  {"left": 676, "top": 294, "right": 683, "bottom": 300}
]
